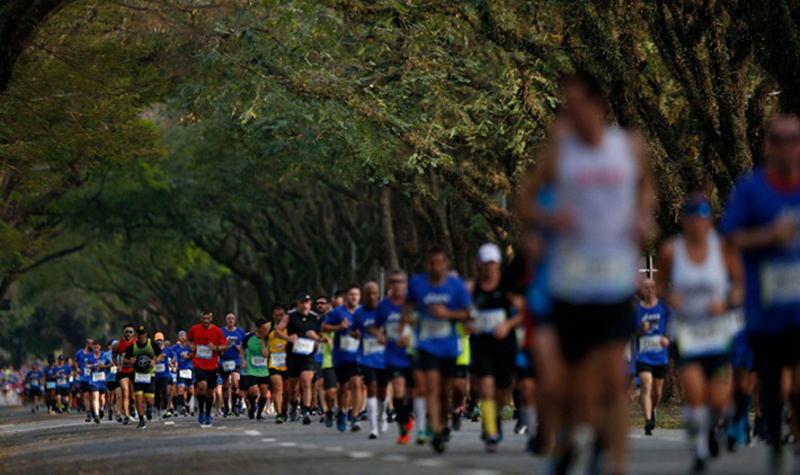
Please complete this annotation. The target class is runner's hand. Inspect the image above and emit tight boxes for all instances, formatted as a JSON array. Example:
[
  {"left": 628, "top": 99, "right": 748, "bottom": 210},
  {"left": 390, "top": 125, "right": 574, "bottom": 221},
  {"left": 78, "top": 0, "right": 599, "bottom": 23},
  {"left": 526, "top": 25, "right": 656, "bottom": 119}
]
[
  {"left": 340, "top": 318, "right": 350, "bottom": 330},
  {"left": 208, "top": 343, "right": 216, "bottom": 352},
  {"left": 772, "top": 216, "right": 796, "bottom": 246},
  {"left": 377, "top": 333, "right": 386, "bottom": 346},
  {"left": 397, "top": 335, "right": 408, "bottom": 348},
  {"left": 641, "top": 321, "right": 651, "bottom": 333},
  {"left": 493, "top": 323, "right": 510, "bottom": 340},
  {"left": 262, "top": 348, "right": 269, "bottom": 357},
  {"left": 659, "top": 336, "right": 670, "bottom": 348},
  {"left": 708, "top": 300, "right": 727, "bottom": 316},
  {"left": 289, "top": 334, "right": 298, "bottom": 343},
  {"left": 431, "top": 304, "right": 449, "bottom": 319}
]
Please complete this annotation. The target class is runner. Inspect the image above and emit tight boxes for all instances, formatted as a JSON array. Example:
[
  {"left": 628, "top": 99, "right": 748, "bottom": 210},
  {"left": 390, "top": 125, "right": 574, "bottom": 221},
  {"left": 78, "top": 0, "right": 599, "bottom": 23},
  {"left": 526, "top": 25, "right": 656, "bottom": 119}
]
[
  {"left": 74, "top": 339, "right": 94, "bottom": 422},
  {"left": 355, "top": 282, "right": 389, "bottom": 439},
  {"left": 220, "top": 313, "right": 246, "bottom": 417},
  {"left": 720, "top": 115, "right": 800, "bottom": 471},
  {"left": 277, "top": 293, "right": 321, "bottom": 425},
  {"left": 114, "top": 324, "right": 137, "bottom": 424},
  {"left": 243, "top": 318, "right": 271, "bottom": 421},
  {"left": 656, "top": 192, "right": 744, "bottom": 473},
  {"left": 87, "top": 339, "right": 112, "bottom": 424},
  {"left": 105, "top": 341, "right": 119, "bottom": 421},
  {"left": 268, "top": 304, "right": 289, "bottom": 423},
  {"left": 55, "top": 355, "right": 72, "bottom": 413},
  {"left": 173, "top": 330, "right": 194, "bottom": 416},
  {"left": 467, "top": 243, "right": 524, "bottom": 452},
  {"left": 634, "top": 278, "right": 672, "bottom": 436},
  {"left": 123, "top": 325, "right": 164, "bottom": 429},
  {"left": 400, "top": 247, "right": 472, "bottom": 453},
  {"left": 154, "top": 332, "right": 173, "bottom": 420},
  {"left": 187, "top": 311, "right": 228, "bottom": 426},
  {"left": 321, "top": 284, "right": 364, "bottom": 432},
  {"left": 26, "top": 362, "right": 43, "bottom": 413},
  {"left": 44, "top": 357, "right": 58, "bottom": 414},
  {"left": 374, "top": 269, "right": 415, "bottom": 444},
  {"left": 520, "top": 71, "right": 655, "bottom": 473},
  {"left": 314, "top": 296, "right": 336, "bottom": 426}
]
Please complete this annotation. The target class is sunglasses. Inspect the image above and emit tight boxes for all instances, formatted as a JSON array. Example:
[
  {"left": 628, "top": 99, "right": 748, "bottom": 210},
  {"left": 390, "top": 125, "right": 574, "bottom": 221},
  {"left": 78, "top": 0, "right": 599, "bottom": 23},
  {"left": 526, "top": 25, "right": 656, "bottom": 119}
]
[
  {"left": 124, "top": 330, "right": 134, "bottom": 334},
  {"left": 388, "top": 279, "right": 406, "bottom": 284},
  {"left": 684, "top": 202, "right": 711, "bottom": 218},
  {"left": 155, "top": 340, "right": 164, "bottom": 343},
  {"left": 316, "top": 301, "right": 328, "bottom": 306}
]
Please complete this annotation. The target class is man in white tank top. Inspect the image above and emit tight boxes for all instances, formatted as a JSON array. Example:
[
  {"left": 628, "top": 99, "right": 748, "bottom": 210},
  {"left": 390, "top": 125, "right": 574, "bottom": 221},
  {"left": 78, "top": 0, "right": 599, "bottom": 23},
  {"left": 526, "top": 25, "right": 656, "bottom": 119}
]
[{"left": 520, "top": 71, "right": 656, "bottom": 475}]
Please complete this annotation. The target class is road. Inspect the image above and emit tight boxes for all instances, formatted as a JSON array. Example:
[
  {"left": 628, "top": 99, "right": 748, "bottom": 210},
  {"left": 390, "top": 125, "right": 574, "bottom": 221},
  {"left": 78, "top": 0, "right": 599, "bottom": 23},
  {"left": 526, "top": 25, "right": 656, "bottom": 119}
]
[{"left": 0, "top": 405, "right": 775, "bottom": 474}]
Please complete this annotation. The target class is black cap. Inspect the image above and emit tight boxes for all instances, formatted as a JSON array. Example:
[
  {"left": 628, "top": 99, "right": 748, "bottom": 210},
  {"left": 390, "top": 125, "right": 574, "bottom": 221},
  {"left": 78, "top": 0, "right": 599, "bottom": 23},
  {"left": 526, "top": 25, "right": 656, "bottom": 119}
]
[
  {"left": 58, "top": 355, "right": 65, "bottom": 360},
  {"left": 137, "top": 325, "right": 147, "bottom": 335},
  {"left": 295, "top": 293, "right": 311, "bottom": 302},
  {"left": 48, "top": 356, "right": 55, "bottom": 364}
]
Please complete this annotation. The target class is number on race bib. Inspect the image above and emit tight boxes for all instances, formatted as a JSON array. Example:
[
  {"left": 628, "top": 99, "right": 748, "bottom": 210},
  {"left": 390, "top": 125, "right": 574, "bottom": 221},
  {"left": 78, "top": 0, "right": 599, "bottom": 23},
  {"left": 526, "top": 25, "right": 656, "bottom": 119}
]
[
  {"left": 83, "top": 368, "right": 91, "bottom": 377},
  {"left": 761, "top": 261, "right": 800, "bottom": 306},
  {"left": 340, "top": 335, "right": 360, "bottom": 353},
  {"left": 134, "top": 373, "right": 152, "bottom": 384},
  {"left": 92, "top": 372, "right": 106, "bottom": 383},
  {"left": 293, "top": 338, "right": 315, "bottom": 355},
  {"left": 475, "top": 309, "right": 506, "bottom": 334},
  {"left": 385, "top": 322, "right": 400, "bottom": 340},
  {"left": 677, "top": 312, "right": 740, "bottom": 358},
  {"left": 196, "top": 345, "right": 213, "bottom": 359},
  {"left": 155, "top": 363, "right": 166, "bottom": 373},
  {"left": 270, "top": 352, "right": 286, "bottom": 368},
  {"left": 419, "top": 319, "right": 452, "bottom": 340},
  {"left": 638, "top": 335, "right": 662, "bottom": 353},
  {"left": 250, "top": 356, "right": 267, "bottom": 368},
  {"left": 178, "top": 369, "right": 192, "bottom": 379},
  {"left": 57, "top": 378, "right": 67, "bottom": 386},
  {"left": 46, "top": 382, "right": 56, "bottom": 390},
  {"left": 363, "top": 338, "right": 385, "bottom": 355},
  {"left": 222, "top": 360, "right": 236, "bottom": 372},
  {"left": 110, "top": 366, "right": 117, "bottom": 374}
]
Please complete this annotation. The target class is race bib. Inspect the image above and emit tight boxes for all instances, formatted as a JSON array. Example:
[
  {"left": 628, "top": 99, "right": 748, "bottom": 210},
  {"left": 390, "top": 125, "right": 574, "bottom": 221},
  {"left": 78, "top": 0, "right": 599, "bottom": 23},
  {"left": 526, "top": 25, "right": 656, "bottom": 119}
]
[
  {"left": 196, "top": 345, "right": 213, "bottom": 359},
  {"left": 363, "top": 338, "right": 385, "bottom": 355},
  {"left": 385, "top": 321, "right": 400, "bottom": 340},
  {"left": 46, "top": 382, "right": 56, "bottom": 390},
  {"left": 340, "top": 335, "right": 360, "bottom": 353},
  {"left": 638, "top": 335, "right": 662, "bottom": 354},
  {"left": 83, "top": 367, "right": 91, "bottom": 378},
  {"left": 557, "top": 246, "right": 635, "bottom": 297},
  {"left": 270, "top": 352, "right": 286, "bottom": 368},
  {"left": 419, "top": 319, "right": 452, "bottom": 340},
  {"left": 134, "top": 373, "right": 152, "bottom": 384},
  {"left": 155, "top": 363, "right": 166, "bottom": 373},
  {"left": 92, "top": 372, "right": 106, "bottom": 383},
  {"left": 293, "top": 338, "right": 315, "bottom": 355},
  {"left": 677, "top": 311, "right": 741, "bottom": 358},
  {"left": 110, "top": 366, "right": 117, "bottom": 374},
  {"left": 30, "top": 380, "right": 39, "bottom": 387},
  {"left": 250, "top": 356, "right": 267, "bottom": 368},
  {"left": 222, "top": 360, "right": 236, "bottom": 372},
  {"left": 761, "top": 261, "right": 800, "bottom": 306},
  {"left": 57, "top": 378, "right": 67, "bottom": 386},
  {"left": 475, "top": 308, "right": 506, "bottom": 334},
  {"left": 178, "top": 369, "right": 192, "bottom": 379}
]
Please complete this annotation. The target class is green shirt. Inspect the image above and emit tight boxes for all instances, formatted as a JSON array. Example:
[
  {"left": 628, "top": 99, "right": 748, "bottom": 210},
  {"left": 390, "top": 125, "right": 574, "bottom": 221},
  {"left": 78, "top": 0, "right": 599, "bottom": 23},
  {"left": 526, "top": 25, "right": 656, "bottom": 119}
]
[{"left": 245, "top": 333, "right": 270, "bottom": 377}]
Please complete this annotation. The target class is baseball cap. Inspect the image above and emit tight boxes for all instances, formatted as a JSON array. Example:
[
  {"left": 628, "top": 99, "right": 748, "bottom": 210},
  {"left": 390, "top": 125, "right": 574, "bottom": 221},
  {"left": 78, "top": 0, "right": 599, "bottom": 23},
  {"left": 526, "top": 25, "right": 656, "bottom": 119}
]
[
  {"left": 478, "top": 243, "right": 502, "bottom": 264},
  {"left": 57, "top": 355, "right": 65, "bottom": 361},
  {"left": 178, "top": 330, "right": 187, "bottom": 336},
  {"left": 137, "top": 325, "right": 147, "bottom": 334},
  {"left": 110, "top": 340, "right": 118, "bottom": 347},
  {"left": 47, "top": 356, "right": 55, "bottom": 364},
  {"left": 154, "top": 332, "right": 165, "bottom": 341},
  {"left": 295, "top": 293, "right": 311, "bottom": 301}
]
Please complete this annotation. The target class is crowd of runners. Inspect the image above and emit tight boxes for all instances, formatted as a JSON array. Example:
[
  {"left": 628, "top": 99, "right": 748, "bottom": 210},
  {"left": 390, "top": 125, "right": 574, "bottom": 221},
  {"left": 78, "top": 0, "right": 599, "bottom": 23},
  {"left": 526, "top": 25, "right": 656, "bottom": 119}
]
[{"left": 4, "top": 72, "right": 800, "bottom": 474}]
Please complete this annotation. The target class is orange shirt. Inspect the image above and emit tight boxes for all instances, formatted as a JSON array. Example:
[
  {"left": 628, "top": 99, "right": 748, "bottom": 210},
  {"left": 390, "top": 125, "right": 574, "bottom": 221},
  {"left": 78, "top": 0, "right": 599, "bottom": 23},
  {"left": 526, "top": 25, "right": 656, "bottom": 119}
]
[{"left": 187, "top": 324, "right": 226, "bottom": 370}]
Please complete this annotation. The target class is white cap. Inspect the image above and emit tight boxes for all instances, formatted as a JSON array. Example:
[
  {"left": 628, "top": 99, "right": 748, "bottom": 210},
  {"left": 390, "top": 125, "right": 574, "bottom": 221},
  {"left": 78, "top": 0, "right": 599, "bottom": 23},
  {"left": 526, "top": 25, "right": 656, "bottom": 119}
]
[{"left": 477, "top": 243, "right": 502, "bottom": 264}]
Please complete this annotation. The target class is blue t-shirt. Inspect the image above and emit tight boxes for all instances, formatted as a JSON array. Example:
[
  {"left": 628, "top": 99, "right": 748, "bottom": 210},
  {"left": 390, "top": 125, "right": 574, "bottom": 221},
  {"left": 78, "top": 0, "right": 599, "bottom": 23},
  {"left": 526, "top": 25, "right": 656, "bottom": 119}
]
[
  {"left": 56, "top": 364, "right": 72, "bottom": 388},
  {"left": 156, "top": 346, "right": 173, "bottom": 380},
  {"left": 324, "top": 305, "right": 362, "bottom": 366},
  {"left": 634, "top": 300, "right": 671, "bottom": 366},
  {"left": 75, "top": 349, "right": 93, "bottom": 382},
  {"left": 27, "top": 370, "right": 43, "bottom": 388},
  {"left": 355, "top": 306, "right": 385, "bottom": 369},
  {"left": 375, "top": 298, "right": 408, "bottom": 369},
  {"left": 221, "top": 327, "right": 247, "bottom": 362},
  {"left": 103, "top": 351, "right": 117, "bottom": 382},
  {"left": 719, "top": 168, "right": 800, "bottom": 335},
  {"left": 173, "top": 343, "right": 194, "bottom": 370},
  {"left": 407, "top": 274, "right": 472, "bottom": 359},
  {"left": 44, "top": 365, "right": 58, "bottom": 382},
  {"left": 87, "top": 352, "right": 112, "bottom": 387}
]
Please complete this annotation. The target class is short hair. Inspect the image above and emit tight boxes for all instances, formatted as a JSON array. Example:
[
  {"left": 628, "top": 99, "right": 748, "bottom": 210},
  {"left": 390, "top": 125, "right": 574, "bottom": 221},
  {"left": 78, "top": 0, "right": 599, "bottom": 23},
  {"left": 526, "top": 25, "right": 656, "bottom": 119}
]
[
  {"left": 200, "top": 309, "right": 213, "bottom": 316},
  {"left": 271, "top": 303, "right": 286, "bottom": 312},
  {"left": 345, "top": 283, "right": 360, "bottom": 292},
  {"left": 426, "top": 246, "right": 448, "bottom": 259},
  {"left": 387, "top": 268, "right": 406, "bottom": 278},
  {"left": 255, "top": 318, "right": 269, "bottom": 327},
  {"left": 560, "top": 68, "right": 609, "bottom": 111},
  {"left": 123, "top": 323, "right": 134, "bottom": 330},
  {"left": 333, "top": 290, "right": 346, "bottom": 299},
  {"left": 315, "top": 296, "right": 329, "bottom": 302}
]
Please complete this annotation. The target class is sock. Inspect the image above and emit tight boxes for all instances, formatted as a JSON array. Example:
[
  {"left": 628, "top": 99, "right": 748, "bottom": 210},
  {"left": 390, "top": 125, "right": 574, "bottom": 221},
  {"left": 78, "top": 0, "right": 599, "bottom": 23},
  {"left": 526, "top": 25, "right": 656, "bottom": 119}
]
[
  {"left": 177, "top": 395, "right": 185, "bottom": 411},
  {"left": 413, "top": 397, "right": 427, "bottom": 434},
  {"left": 734, "top": 391, "right": 751, "bottom": 421},
  {"left": 512, "top": 388, "right": 521, "bottom": 420},
  {"left": 248, "top": 395, "right": 257, "bottom": 411},
  {"left": 197, "top": 396, "right": 206, "bottom": 415},
  {"left": 257, "top": 397, "right": 267, "bottom": 417},
  {"left": 522, "top": 405, "right": 538, "bottom": 437},
  {"left": 685, "top": 405, "right": 710, "bottom": 459},
  {"left": 205, "top": 396, "right": 214, "bottom": 416},
  {"left": 367, "top": 397, "right": 378, "bottom": 432},
  {"left": 231, "top": 392, "right": 239, "bottom": 410},
  {"left": 379, "top": 399, "right": 387, "bottom": 425},
  {"left": 482, "top": 399, "right": 498, "bottom": 437},
  {"left": 394, "top": 397, "right": 408, "bottom": 430},
  {"left": 302, "top": 405, "right": 310, "bottom": 416}
]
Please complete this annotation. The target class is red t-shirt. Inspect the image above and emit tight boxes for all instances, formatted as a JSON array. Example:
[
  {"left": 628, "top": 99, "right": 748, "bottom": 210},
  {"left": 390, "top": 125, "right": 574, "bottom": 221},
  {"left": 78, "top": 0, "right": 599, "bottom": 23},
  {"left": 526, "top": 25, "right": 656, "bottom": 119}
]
[
  {"left": 117, "top": 338, "right": 136, "bottom": 373},
  {"left": 187, "top": 323, "right": 226, "bottom": 370}
]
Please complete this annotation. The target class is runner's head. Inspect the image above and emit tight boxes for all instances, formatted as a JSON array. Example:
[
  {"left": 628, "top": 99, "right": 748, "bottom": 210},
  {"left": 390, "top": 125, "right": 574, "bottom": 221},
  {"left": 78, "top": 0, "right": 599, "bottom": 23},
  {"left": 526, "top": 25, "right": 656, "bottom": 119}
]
[
  {"left": 154, "top": 332, "right": 165, "bottom": 348},
  {"left": 386, "top": 269, "right": 407, "bottom": 299},
  {"left": 560, "top": 69, "right": 608, "bottom": 138},
  {"left": 92, "top": 340, "right": 102, "bottom": 353},
  {"left": 254, "top": 318, "right": 269, "bottom": 337},
  {"left": 765, "top": 115, "right": 800, "bottom": 177},
  {"left": 640, "top": 278, "right": 656, "bottom": 301},
  {"left": 271, "top": 303, "right": 286, "bottom": 325},
  {"left": 122, "top": 324, "right": 135, "bottom": 342},
  {"left": 681, "top": 191, "right": 712, "bottom": 239},
  {"left": 295, "top": 293, "right": 312, "bottom": 315},
  {"left": 200, "top": 310, "right": 213, "bottom": 328},
  {"left": 363, "top": 281, "right": 380, "bottom": 310},
  {"left": 344, "top": 283, "right": 361, "bottom": 310},
  {"left": 315, "top": 296, "right": 330, "bottom": 315},
  {"left": 136, "top": 325, "right": 148, "bottom": 343},
  {"left": 225, "top": 313, "right": 236, "bottom": 328},
  {"left": 332, "top": 291, "right": 345, "bottom": 308},
  {"left": 424, "top": 246, "right": 450, "bottom": 281},
  {"left": 47, "top": 356, "right": 55, "bottom": 366},
  {"left": 477, "top": 243, "right": 502, "bottom": 277},
  {"left": 57, "top": 355, "right": 65, "bottom": 364},
  {"left": 84, "top": 338, "right": 93, "bottom": 350},
  {"left": 178, "top": 330, "right": 187, "bottom": 343}
]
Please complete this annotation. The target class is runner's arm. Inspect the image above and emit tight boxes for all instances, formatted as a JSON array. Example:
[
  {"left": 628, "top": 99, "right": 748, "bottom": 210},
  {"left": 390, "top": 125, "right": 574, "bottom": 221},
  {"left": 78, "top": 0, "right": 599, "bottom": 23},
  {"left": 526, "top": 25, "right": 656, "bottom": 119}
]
[{"left": 275, "top": 313, "right": 292, "bottom": 341}]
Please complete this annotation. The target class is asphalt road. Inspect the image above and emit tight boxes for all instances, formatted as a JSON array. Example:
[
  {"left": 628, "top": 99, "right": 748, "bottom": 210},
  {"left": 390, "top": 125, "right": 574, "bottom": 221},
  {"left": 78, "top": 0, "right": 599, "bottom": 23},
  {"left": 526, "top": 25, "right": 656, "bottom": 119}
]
[{"left": 0, "top": 404, "right": 777, "bottom": 474}]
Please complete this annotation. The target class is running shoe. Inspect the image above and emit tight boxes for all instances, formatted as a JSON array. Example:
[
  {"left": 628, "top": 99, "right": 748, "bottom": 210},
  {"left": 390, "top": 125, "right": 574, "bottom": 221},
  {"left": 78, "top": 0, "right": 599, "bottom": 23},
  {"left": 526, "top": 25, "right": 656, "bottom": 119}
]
[
  {"left": 99, "top": 409, "right": 104, "bottom": 419},
  {"left": 276, "top": 414, "right": 285, "bottom": 424},
  {"left": 485, "top": 435, "right": 499, "bottom": 453},
  {"left": 336, "top": 412, "right": 347, "bottom": 432},
  {"left": 325, "top": 410, "right": 333, "bottom": 428},
  {"left": 431, "top": 432, "right": 446, "bottom": 454},
  {"left": 351, "top": 420, "right": 361, "bottom": 432},
  {"left": 397, "top": 433, "right": 410, "bottom": 445},
  {"left": 471, "top": 406, "right": 481, "bottom": 422},
  {"left": 248, "top": 404, "right": 255, "bottom": 420},
  {"left": 122, "top": 416, "right": 130, "bottom": 425},
  {"left": 257, "top": 413, "right": 265, "bottom": 422},
  {"left": 368, "top": 430, "right": 378, "bottom": 440},
  {"left": 146, "top": 407, "right": 153, "bottom": 421},
  {"left": 93, "top": 414, "right": 100, "bottom": 424},
  {"left": 137, "top": 418, "right": 146, "bottom": 429},
  {"left": 205, "top": 414, "right": 213, "bottom": 427},
  {"left": 303, "top": 414, "right": 312, "bottom": 425},
  {"left": 452, "top": 409, "right": 462, "bottom": 431},
  {"left": 198, "top": 412, "right": 205, "bottom": 425}
]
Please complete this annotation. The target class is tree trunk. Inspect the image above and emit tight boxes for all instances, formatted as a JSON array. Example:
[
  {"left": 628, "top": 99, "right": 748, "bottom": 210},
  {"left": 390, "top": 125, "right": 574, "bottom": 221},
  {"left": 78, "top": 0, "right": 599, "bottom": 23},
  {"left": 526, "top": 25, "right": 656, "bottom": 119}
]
[{"left": 380, "top": 186, "right": 399, "bottom": 269}]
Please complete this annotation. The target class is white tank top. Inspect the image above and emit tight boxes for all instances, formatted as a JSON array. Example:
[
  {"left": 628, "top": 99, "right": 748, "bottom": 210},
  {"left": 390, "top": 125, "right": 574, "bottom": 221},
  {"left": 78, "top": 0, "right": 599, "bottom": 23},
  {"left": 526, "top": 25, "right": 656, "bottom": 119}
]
[
  {"left": 548, "top": 125, "right": 640, "bottom": 303},
  {"left": 671, "top": 231, "right": 729, "bottom": 321}
]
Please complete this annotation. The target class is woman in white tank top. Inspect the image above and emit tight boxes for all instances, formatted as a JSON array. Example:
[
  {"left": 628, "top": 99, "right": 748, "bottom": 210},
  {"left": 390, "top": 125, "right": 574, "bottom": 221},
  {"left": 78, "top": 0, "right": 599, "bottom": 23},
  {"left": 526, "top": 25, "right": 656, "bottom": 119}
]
[{"left": 656, "top": 192, "right": 744, "bottom": 473}]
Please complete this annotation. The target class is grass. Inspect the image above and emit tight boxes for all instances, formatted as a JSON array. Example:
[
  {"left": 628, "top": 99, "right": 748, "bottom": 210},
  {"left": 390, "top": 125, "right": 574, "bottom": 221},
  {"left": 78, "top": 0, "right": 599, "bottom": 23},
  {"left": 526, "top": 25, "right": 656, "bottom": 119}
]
[{"left": 630, "top": 404, "right": 685, "bottom": 429}]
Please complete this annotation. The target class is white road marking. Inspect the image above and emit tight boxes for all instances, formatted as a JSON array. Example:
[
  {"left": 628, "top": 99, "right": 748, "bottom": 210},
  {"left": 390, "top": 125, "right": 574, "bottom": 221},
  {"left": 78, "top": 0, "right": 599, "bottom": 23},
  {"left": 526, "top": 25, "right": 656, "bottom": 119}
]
[
  {"left": 244, "top": 430, "right": 261, "bottom": 436},
  {"left": 261, "top": 438, "right": 276, "bottom": 442},
  {"left": 163, "top": 421, "right": 175, "bottom": 425},
  {"left": 324, "top": 446, "right": 344, "bottom": 452},
  {"left": 415, "top": 458, "right": 446, "bottom": 468},
  {"left": 382, "top": 454, "right": 409, "bottom": 462},
  {"left": 349, "top": 451, "right": 373, "bottom": 459},
  {"left": 462, "top": 470, "right": 501, "bottom": 475},
  {"left": 279, "top": 442, "right": 297, "bottom": 447},
  {"left": 298, "top": 443, "right": 317, "bottom": 450}
]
